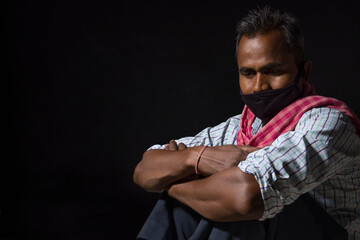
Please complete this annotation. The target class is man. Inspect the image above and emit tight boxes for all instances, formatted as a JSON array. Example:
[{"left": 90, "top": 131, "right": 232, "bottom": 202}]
[{"left": 134, "top": 7, "right": 360, "bottom": 240}]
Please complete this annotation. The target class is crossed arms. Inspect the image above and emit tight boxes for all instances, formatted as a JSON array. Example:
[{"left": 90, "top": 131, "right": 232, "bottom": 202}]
[{"left": 133, "top": 140, "right": 264, "bottom": 221}]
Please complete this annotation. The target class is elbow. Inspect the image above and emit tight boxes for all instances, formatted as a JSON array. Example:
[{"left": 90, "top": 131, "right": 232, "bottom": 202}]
[
  {"left": 237, "top": 198, "right": 264, "bottom": 220},
  {"left": 133, "top": 163, "right": 144, "bottom": 188},
  {"left": 233, "top": 182, "right": 264, "bottom": 220},
  {"left": 133, "top": 153, "right": 164, "bottom": 192},
  {"left": 134, "top": 169, "right": 163, "bottom": 192},
  {"left": 204, "top": 186, "right": 264, "bottom": 222},
  {"left": 133, "top": 164, "right": 157, "bottom": 192},
  {"left": 133, "top": 153, "right": 149, "bottom": 190}
]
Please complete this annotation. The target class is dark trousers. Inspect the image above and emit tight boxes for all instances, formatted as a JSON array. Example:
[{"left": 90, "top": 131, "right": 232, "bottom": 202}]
[{"left": 137, "top": 193, "right": 348, "bottom": 240}]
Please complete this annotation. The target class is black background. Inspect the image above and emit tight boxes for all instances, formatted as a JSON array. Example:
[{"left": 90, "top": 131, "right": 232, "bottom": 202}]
[{"left": 3, "top": 0, "right": 360, "bottom": 239}]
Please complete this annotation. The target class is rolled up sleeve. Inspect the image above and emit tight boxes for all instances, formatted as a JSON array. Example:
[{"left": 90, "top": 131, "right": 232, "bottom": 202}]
[{"left": 238, "top": 107, "right": 360, "bottom": 220}]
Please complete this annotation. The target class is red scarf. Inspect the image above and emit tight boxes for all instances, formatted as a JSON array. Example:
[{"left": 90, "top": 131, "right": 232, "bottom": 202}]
[{"left": 237, "top": 84, "right": 360, "bottom": 148}]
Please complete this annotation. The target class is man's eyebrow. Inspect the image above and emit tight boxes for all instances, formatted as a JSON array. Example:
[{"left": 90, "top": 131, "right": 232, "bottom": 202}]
[
  {"left": 238, "top": 62, "right": 283, "bottom": 72},
  {"left": 258, "top": 62, "right": 283, "bottom": 72},
  {"left": 238, "top": 67, "right": 254, "bottom": 73}
]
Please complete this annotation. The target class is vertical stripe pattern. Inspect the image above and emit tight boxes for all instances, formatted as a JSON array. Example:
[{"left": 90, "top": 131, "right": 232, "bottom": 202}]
[{"left": 148, "top": 108, "right": 360, "bottom": 239}]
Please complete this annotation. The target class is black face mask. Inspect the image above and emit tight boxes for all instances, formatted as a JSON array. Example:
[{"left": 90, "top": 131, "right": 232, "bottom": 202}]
[{"left": 240, "top": 61, "right": 305, "bottom": 122}]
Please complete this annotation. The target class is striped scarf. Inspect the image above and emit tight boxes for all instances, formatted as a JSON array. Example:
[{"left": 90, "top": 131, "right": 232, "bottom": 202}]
[{"left": 237, "top": 84, "right": 360, "bottom": 148}]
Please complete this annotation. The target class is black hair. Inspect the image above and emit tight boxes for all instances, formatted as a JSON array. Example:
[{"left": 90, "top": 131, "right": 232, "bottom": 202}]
[{"left": 235, "top": 6, "right": 304, "bottom": 62}]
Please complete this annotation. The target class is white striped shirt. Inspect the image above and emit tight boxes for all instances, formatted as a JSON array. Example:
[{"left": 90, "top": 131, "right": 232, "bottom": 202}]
[{"left": 149, "top": 107, "right": 360, "bottom": 239}]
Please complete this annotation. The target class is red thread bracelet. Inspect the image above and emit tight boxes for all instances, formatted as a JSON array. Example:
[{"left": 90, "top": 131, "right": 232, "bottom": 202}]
[{"left": 195, "top": 146, "right": 207, "bottom": 175}]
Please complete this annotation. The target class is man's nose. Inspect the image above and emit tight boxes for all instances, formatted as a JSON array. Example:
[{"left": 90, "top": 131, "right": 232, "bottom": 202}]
[{"left": 253, "top": 73, "right": 271, "bottom": 92}]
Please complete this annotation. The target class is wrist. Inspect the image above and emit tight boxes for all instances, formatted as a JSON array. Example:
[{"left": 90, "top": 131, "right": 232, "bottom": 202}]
[
  {"left": 195, "top": 146, "right": 207, "bottom": 174},
  {"left": 184, "top": 146, "right": 204, "bottom": 174}
]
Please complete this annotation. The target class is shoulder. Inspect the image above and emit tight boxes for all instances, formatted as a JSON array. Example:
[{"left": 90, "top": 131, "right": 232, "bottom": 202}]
[
  {"left": 221, "top": 114, "right": 242, "bottom": 129},
  {"left": 183, "top": 114, "right": 242, "bottom": 147},
  {"left": 297, "top": 107, "right": 355, "bottom": 131},
  {"left": 196, "top": 114, "right": 242, "bottom": 135},
  {"left": 296, "top": 107, "right": 360, "bottom": 148},
  {"left": 149, "top": 114, "right": 242, "bottom": 149}
]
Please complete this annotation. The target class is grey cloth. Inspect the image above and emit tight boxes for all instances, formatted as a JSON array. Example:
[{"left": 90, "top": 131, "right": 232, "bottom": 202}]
[{"left": 137, "top": 193, "right": 347, "bottom": 240}]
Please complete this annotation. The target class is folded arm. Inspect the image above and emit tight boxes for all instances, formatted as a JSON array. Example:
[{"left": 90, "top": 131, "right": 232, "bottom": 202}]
[
  {"left": 133, "top": 140, "right": 263, "bottom": 221},
  {"left": 133, "top": 141, "right": 195, "bottom": 192},
  {"left": 133, "top": 140, "right": 259, "bottom": 192},
  {"left": 167, "top": 167, "right": 264, "bottom": 221}
]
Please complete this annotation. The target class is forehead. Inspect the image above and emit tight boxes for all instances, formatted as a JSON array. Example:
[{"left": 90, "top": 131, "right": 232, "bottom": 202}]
[{"left": 237, "top": 30, "right": 296, "bottom": 66}]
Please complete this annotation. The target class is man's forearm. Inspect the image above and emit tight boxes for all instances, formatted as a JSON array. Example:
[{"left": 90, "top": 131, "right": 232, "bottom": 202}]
[
  {"left": 133, "top": 143, "right": 259, "bottom": 192},
  {"left": 133, "top": 147, "right": 199, "bottom": 192},
  {"left": 167, "top": 167, "right": 264, "bottom": 222}
]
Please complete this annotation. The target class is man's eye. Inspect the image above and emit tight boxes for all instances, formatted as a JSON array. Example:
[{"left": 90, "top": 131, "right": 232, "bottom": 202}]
[{"left": 242, "top": 71, "right": 256, "bottom": 78}]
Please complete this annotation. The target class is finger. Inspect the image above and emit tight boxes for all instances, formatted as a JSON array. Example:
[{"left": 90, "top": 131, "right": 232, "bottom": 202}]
[
  {"left": 164, "top": 144, "right": 170, "bottom": 150},
  {"left": 168, "top": 140, "right": 178, "bottom": 151},
  {"left": 178, "top": 142, "right": 187, "bottom": 150}
]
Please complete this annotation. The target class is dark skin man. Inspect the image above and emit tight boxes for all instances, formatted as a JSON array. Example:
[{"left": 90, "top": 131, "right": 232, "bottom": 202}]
[{"left": 133, "top": 29, "right": 312, "bottom": 222}]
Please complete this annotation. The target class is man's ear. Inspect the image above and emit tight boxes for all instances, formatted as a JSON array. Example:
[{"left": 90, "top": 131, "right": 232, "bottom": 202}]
[{"left": 302, "top": 60, "right": 312, "bottom": 83}]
